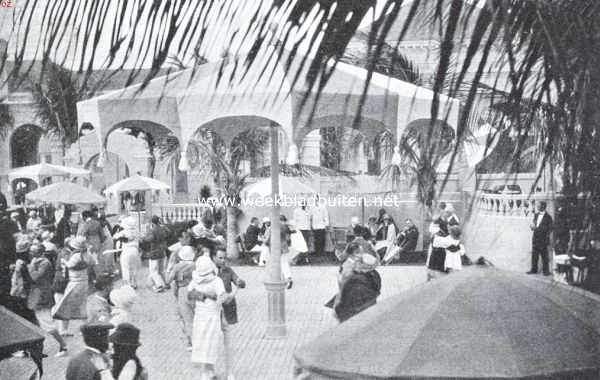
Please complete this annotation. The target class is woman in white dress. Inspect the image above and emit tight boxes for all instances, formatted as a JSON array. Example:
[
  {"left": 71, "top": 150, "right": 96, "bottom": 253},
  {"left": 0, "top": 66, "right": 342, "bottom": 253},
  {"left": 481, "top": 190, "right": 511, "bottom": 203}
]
[
  {"left": 113, "top": 217, "right": 142, "bottom": 289},
  {"left": 187, "top": 256, "right": 227, "bottom": 380}
]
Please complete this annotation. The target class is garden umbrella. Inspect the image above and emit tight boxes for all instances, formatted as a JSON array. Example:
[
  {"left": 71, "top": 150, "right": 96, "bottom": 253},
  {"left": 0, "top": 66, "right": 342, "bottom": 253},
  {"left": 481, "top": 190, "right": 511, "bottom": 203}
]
[
  {"left": 25, "top": 182, "right": 106, "bottom": 205},
  {"left": 103, "top": 174, "right": 170, "bottom": 196},
  {"left": 294, "top": 267, "right": 600, "bottom": 379},
  {"left": 104, "top": 174, "right": 170, "bottom": 229},
  {"left": 8, "top": 163, "right": 91, "bottom": 187},
  {"left": 0, "top": 306, "right": 45, "bottom": 377}
]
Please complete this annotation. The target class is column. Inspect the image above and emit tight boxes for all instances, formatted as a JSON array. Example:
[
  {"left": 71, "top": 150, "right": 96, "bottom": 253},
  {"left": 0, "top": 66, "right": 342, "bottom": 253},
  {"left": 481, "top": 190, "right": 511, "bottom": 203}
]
[{"left": 264, "top": 123, "right": 286, "bottom": 338}]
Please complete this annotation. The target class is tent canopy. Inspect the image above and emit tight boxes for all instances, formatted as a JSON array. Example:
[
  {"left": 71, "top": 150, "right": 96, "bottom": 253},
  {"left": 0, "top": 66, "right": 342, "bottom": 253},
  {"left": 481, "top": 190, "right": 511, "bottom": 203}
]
[
  {"left": 77, "top": 49, "right": 460, "bottom": 171},
  {"left": 294, "top": 267, "right": 600, "bottom": 379}
]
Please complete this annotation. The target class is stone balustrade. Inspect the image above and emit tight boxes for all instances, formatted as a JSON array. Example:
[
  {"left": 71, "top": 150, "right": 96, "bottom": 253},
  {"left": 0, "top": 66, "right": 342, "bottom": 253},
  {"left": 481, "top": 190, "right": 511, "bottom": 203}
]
[
  {"left": 156, "top": 203, "right": 211, "bottom": 223},
  {"left": 475, "top": 192, "right": 558, "bottom": 217}
]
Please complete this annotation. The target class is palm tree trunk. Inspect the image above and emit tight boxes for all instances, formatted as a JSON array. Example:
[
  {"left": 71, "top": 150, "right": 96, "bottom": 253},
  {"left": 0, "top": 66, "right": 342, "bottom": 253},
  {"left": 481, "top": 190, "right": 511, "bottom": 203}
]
[{"left": 226, "top": 206, "right": 239, "bottom": 259}]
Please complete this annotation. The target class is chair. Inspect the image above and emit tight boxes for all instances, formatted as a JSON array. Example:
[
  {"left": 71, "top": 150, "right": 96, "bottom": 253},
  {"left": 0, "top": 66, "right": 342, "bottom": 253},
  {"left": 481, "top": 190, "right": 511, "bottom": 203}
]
[{"left": 236, "top": 233, "right": 258, "bottom": 265}]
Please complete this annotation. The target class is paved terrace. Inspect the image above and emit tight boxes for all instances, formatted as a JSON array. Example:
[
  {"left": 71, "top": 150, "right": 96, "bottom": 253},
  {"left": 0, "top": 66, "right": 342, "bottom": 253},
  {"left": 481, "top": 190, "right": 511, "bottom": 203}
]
[{"left": 2, "top": 265, "right": 428, "bottom": 380}]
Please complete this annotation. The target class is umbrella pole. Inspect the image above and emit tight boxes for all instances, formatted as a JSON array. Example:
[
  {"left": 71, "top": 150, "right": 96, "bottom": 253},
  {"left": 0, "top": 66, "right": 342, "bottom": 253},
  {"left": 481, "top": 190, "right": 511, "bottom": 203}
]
[{"left": 265, "top": 123, "right": 286, "bottom": 338}]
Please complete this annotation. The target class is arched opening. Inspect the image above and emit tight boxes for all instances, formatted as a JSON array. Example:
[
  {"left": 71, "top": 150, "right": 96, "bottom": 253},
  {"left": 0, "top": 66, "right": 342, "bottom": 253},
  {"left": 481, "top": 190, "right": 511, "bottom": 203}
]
[
  {"left": 298, "top": 115, "right": 394, "bottom": 175},
  {"left": 397, "top": 119, "right": 456, "bottom": 195},
  {"left": 11, "top": 124, "right": 43, "bottom": 168},
  {"left": 85, "top": 151, "right": 131, "bottom": 192},
  {"left": 190, "top": 115, "right": 286, "bottom": 258},
  {"left": 102, "top": 120, "right": 185, "bottom": 199},
  {"left": 401, "top": 119, "right": 456, "bottom": 172}
]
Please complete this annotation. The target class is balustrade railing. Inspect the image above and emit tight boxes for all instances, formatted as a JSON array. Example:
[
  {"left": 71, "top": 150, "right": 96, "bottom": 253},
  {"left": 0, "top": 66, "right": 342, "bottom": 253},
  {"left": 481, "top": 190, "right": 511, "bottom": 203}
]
[
  {"left": 156, "top": 203, "right": 211, "bottom": 223},
  {"left": 475, "top": 192, "right": 558, "bottom": 217}
]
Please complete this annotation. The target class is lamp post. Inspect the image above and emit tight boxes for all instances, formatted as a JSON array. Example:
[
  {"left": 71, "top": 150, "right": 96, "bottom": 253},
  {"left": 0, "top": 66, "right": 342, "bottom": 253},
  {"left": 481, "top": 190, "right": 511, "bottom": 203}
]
[{"left": 264, "top": 123, "right": 286, "bottom": 337}]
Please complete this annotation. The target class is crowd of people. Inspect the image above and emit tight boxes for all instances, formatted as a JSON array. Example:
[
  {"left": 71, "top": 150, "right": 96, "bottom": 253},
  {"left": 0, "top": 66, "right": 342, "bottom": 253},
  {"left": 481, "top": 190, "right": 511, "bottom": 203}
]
[
  {"left": 0, "top": 197, "right": 471, "bottom": 378},
  {"left": 0, "top": 203, "right": 248, "bottom": 380},
  {"left": 241, "top": 203, "right": 422, "bottom": 270}
]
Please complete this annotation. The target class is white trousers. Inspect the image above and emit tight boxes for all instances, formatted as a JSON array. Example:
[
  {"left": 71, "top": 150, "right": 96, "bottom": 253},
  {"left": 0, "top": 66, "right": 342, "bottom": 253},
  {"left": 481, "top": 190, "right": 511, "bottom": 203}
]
[
  {"left": 120, "top": 247, "right": 141, "bottom": 288},
  {"left": 260, "top": 247, "right": 291, "bottom": 280},
  {"left": 148, "top": 258, "right": 166, "bottom": 288},
  {"left": 281, "top": 252, "right": 292, "bottom": 280}
]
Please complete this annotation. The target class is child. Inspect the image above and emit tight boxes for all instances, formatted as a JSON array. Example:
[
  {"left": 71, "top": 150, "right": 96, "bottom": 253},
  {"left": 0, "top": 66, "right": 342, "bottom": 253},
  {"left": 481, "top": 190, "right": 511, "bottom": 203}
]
[{"left": 444, "top": 225, "right": 465, "bottom": 272}]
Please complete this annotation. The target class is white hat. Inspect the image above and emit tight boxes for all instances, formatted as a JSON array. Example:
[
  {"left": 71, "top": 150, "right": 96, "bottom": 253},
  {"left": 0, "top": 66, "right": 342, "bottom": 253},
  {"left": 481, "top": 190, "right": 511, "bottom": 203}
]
[
  {"left": 354, "top": 253, "right": 379, "bottom": 273},
  {"left": 28, "top": 210, "right": 37, "bottom": 217},
  {"left": 41, "top": 230, "right": 53, "bottom": 240},
  {"left": 191, "top": 223, "right": 206, "bottom": 238},
  {"left": 69, "top": 236, "right": 87, "bottom": 251},
  {"left": 262, "top": 217, "right": 270, "bottom": 223},
  {"left": 195, "top": 256, "right": 216, "bottom": 277},
  {"left": 351, "top": 216, "right": 360, "bottom": 224},
  {"left": 110, "top": 285, "right": 137, "bottom": 309},
  {"left": 178, "top": 246, "right": 196, "bottom": 261}
]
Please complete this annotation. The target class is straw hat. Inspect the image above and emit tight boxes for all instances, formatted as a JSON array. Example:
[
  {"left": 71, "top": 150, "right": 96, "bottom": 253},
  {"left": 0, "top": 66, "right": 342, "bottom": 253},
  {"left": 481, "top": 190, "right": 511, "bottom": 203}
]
[
  {"left": 110, "top": 285, "right": 137, "bottom": 309},
  {"left": 69, "top": 236, "right": 88, "bottom": 251},
  {"left": 194, "top": 256, "right": 216, "bottom": 277},
  {"left": 16, "top": 239, "right": 31, "bottom": 254},
  {"left": 178, "top": 246, "right": 196, "bottom": 261},
  {"left": 41, "top": 230, "right": 53, "bottom": 240}
]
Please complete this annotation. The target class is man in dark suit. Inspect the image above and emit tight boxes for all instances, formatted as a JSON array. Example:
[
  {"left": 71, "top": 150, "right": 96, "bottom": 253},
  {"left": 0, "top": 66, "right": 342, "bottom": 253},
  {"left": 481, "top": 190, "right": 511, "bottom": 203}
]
[
  {"left": 65, "top": 322, "right": 113, "bottom": 380},
  {"left": 527, "top": 201, "right": 553, "bottom": 276}
]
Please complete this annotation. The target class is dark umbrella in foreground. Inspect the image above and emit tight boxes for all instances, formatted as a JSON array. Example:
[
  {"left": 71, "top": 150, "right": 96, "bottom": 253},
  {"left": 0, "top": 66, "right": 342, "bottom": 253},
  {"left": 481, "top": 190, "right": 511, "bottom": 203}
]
[
  {"left": 294, "top": 267, "right": 600, "bottom": 379},
  {"left": 0, "top": 306, "right": 45, "bottom": 377}
]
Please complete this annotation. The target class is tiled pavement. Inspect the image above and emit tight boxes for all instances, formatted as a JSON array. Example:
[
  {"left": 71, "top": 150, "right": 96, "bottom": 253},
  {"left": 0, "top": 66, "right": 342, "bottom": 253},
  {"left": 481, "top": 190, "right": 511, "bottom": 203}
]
[{"left": 1, "top": 265, "right": 427, "bottom": 380}]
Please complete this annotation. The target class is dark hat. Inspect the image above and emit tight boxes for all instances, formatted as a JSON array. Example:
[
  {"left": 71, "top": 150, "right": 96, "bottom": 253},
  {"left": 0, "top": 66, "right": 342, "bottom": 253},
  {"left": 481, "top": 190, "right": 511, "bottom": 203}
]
[
  {"left": 80, "top": 322, "right": 114, "bottom": 339},
  {"left": 110, "top": 323, "right": 141, "bottom": 346},
  {"left": 94, "top": 273, "right": 115, "bottom": 291},
  {"left": 151, "top": 215, "right": 161, "bottom": 224}
]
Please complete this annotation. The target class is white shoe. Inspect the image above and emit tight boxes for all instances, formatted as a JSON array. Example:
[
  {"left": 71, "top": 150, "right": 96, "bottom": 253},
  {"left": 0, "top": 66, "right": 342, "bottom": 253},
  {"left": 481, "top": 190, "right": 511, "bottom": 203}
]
[
  {"left": 12, "top": 351, "right": 26, "bottom": 358},
  {"left": 55, "top": 349, "right": 68, "bottom": 358}
]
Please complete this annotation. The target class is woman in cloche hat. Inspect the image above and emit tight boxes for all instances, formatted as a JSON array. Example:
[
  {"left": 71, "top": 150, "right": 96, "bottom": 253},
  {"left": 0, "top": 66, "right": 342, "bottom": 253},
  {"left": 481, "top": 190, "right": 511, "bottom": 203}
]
[
  {"left": 110, "top": 323, "right": 148, "bottom": 380},
  {"left": 187, "top": 256, "right": 227, "bottom": 379},
  {"left": 52, "top": 236, "right": 96, "bottom": 335}
]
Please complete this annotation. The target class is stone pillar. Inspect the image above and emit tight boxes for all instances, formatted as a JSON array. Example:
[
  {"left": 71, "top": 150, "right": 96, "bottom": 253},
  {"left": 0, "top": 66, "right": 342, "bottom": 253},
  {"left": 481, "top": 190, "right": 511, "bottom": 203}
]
[
  {"left": 299, "top": 131, "right": 320, "bottom": 166},
  {"left": 265, "top": 123, "right": 286, "bottom": 338}
]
